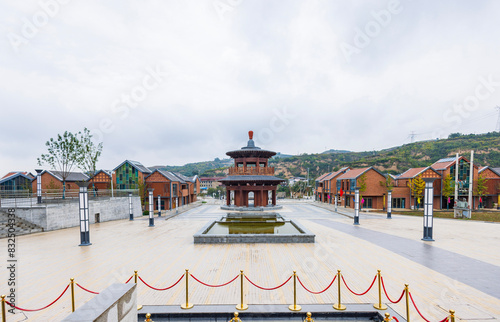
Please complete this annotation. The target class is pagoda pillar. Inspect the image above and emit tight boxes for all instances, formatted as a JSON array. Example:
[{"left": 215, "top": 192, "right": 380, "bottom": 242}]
[
  {"left": 272, "top": 190, "right": 276, "bottom": 205},
  {"left": 226, "top": 189, "right": 231, "bottom": 206}
]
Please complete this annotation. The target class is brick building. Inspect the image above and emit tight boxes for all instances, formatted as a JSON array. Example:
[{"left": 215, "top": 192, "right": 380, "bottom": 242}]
[
  {"left": 88, "top": 170, "right": 112, "bottom": 191},
  {"left": 32, "top": 170, "right": 89, "bottom": 193},
  {"left": 112, "top": 160, "right": 151, "bottom": 190},
  {"left": 336, "top": 167, "right": 386, "bottom": 209},
  {"left": 316, "top": 167, "right": 349, "bottom": 203},
  {"left": 0, "top": 172, "right": 34, "bottom": 192},
  {"left": 478, "top": 166, "right": 500, "bottom": 208},
  {"left": 145, "top": 170, "right": 200, "bottom": 211},
  {"left": 392, "top": 167, "right": 441, "bottom": 210}
]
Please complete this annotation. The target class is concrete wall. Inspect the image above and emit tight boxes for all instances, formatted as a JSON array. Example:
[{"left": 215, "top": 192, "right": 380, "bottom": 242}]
[
  {"left": 62, "top": 283, "right": 136, "bottom": 322},
  {"left": 9, "top": 196, "right": 142, "bottom": 231}
]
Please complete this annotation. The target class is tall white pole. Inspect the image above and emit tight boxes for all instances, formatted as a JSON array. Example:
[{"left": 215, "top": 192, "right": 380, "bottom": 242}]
[
  {"left": 454, "top": 153, "right": 459, "bottom": 217},
  {"left": 468, "top": 150, "right": 474, "bottom": 213}
]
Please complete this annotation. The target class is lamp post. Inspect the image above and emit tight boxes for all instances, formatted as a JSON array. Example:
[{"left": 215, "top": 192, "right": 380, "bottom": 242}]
[
  {"left": 387, "top": 190, "right": 392, "bottom": 219},
  {"left": 157, "top": 195, "right": 162, "bottom": 217},
  {"left": 148, "top": 188, "right": 154, "bottom": 227},
  {"left": 129, "top": 192, "right": 133, "bottom": 221},
  {"left": 35, "top": 169, "right": 42, "bottom": 204},
  {"left": 354, "top": 187, "right": 360, "bottom": 225},
  {"left": 76, "top": 182, "right": 91, "bottom": 246},
  {"left": 110, "top": 171, "right": 115, "bottom": 198},
  {"left": 334, "top": 194, "right": 338, "bottom": 212},
  {"left": 422, "top": 178, "right": 435, "bottom": 241}
]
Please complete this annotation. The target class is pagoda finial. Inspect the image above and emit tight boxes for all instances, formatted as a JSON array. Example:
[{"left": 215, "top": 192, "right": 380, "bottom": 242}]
[{"left": 249, "top": 131, "right": 253, "bottom": 140}]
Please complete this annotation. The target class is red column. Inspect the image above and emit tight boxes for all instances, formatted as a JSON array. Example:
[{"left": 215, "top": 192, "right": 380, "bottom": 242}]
[
  {"left": 226, "top": 189, "right": 231, "bottom": 206},
  {"left": 272, "top": 190, "right": 276, "bottom": 205}
]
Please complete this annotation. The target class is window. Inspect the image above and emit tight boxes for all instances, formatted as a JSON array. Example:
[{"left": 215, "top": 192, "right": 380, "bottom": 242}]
[
  {"left": 392, "top": 198, "right": 406, "bottom": 209},
  {"left": 363, "top": 197, "right": 372, "bottom": 208}
]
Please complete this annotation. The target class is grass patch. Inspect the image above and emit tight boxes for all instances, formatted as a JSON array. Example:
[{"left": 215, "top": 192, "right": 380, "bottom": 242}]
[{"left": 392, "top": 210, "right": 500, "bottom": 222}]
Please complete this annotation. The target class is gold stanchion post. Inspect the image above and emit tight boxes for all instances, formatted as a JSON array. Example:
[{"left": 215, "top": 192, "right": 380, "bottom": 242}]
[
  {"left": 1, "top": 295, "right": 6, "bottom": 322},
  {"left": 236, "top": 270, "right": 248, "bottom": 311},
  {"left": 134, "top": 270, "right": 138, "bottom": 284},
  {"left": 145, "top": 312, "right": 153, "bottom": 322},
  {"left": 384, "top": 312, "right": 393, "bottom": 322},
  {"left": 333, "top": 270, "right": 346, "bottom": 310},
  {"left": 229, "top": 312, "right": 242, "bottom": 322},
  {"left": 449, "top": 309, "right": 455, "bottom": 322},
  {"left": 180, "top": 269, "right": 193, "bottom": 309},
  {"left": 304, "top": 311, "right": 315, "bottom": 322},
  {"left": 404, "top": 284, "right": 410, "bottom": 322},
  {"left": 373, "top": 270, "right": 387, "bottom": 310},
  {"left": 288, "top": 271, "right": 301, "bottom": 311},
  {"left": 70, "top": 278, "right": 76, "bottom": 312}
]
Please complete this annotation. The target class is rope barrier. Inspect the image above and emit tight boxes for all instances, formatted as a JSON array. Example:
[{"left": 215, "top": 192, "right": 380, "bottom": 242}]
[
  {"left": 297, "top": 275, "right": 336, "bottom": 294},
  {"left": 5, "top": 284, "right": 70, "bottom": 312},
  {"left": 124, "top": 276, "right": 133, "bottom": 284},
  {"left": 75, "top": 283, "right": 99, "bottom": 295},
  {"left": 138, "top": 274, "right": 184, "bottom": 291},
  {"left": 380, "top": 276, "right": 405, "bottom": 304},
  {"left": 409, "top": 291, "right": 449, "bottom": 322},
  {"left": 393, "top": 316, "right": 399, "bottom": 322},
  {"left": 190, "top": 274, "right": 239, "bottom": 288},
  {"left": 341, "top": 275, "right": 377, "bottom": 296},
  {"left": 244, "top": 275, "right": 292, "bottom": 291}
]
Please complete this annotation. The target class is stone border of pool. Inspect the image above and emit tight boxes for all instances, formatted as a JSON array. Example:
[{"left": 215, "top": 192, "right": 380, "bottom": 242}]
[
  {"left": 193, "top": 216, "right": 315, "bottom": 244},
  {"left": 138, "top": 303, "right": 405, "bottom": 321},
  {"left": 220, "top": 205, "right": 283, "bottom": 211}
]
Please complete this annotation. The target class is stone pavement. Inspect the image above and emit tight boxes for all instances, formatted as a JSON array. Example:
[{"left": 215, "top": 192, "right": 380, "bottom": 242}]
[{"left": 0, "top": 202, "right": 499, "bottom": 321}]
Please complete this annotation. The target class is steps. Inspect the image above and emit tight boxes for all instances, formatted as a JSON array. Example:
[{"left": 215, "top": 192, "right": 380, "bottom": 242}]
[{"left": 0, "top": 211, "right": 44, "bottom": 238}]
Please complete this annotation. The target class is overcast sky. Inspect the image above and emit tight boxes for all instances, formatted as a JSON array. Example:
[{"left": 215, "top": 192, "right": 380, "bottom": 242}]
[{"left": 1, "top": 0, "right": 500, "bottom": 174}]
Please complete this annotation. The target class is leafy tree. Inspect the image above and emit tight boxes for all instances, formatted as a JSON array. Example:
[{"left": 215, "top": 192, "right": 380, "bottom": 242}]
[
  {"left": 408, "top": 175, "right": 425, "bottom": 209},
  {"left": 475, "top": 174, "right": 489, "bottom": 208},
  {"left": 38, "top": 131, "right": 82, "bottom": 199},
  {"left": 77, "top": 128, "right": 103, "bottom": 195},
  {"left": 442, "top": 174, "right": 454, "bottom": 209},
  {"left": 379, "top": 175, "right": 394, "bottom": 210}
]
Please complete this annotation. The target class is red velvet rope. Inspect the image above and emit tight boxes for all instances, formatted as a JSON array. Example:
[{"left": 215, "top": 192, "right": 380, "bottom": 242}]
[
  {"left": 5, "top": 284, "right": 70, "bottom": 312},
  {"left": 409, "top": 291, "right": 434, "bottom": 322},
  {"left": 138, "top": 274, "right": 184, "bottom": 291},
  {"left": 76, "top": 283, "right": 99, "bottom": 295},
  {"left": 393, "top": 316, "right": 399, "bottom": 322},
  {"left": 380, "top": 276, "right": 405, "bottom": 304},
  {"left": 297, "top": 275, "right": 336, "bottom": 294},
  {"left": 190, "top": 274, "right": 239, "bottom": 288},
  {"left": 244, "top": 275, "right": 292, "bottom": 291},
  {"left": 341, "top": 275, "right": 377, "bottom": 296},
  {"left": 439, "top": 318, "right": 449, "bottom": 322},
  {"left": 124, "top": 276, "right": 133, "bottom": 284}
]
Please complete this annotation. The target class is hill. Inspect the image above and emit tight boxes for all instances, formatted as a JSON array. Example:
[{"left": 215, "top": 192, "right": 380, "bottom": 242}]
[{"left": 155, "top": 132, "right": 500, "bottom": 179}]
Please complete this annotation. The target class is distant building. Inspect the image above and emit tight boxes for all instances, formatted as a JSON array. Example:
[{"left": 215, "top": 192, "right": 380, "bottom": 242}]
[
  {"left": 288, "top": 176, "right": 307, "bottom": 186},
  {"left": 478, "top": 166, "right": 500, "bottom": 208},
  {"left": 145, "top": 170, "right": 200, "bottom": 211},
  {"left": 32, "top": 170, "right": 89, "bottom": 193},
  {"left": 199, "top": 177, "right": 224, "bottom": 190},
  {"left": 112, "top": 160, "right": 152, "bottom": 189},
  {"left": 392, "top": 167, "right": 441, "bottom": 210},
  {"left": 88, "top": 170, "right": 112, "bottom": 191},
  {"left": 0, "top": 172, "right": 34, "bottom": 192},
  {"left": 336, "top": 167, "right": 386, "bottom": 209}
]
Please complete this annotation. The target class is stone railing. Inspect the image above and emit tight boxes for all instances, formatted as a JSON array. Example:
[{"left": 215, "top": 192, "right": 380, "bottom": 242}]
[{"left": 228, "top": 167, "right": 275, "bottom": 176}]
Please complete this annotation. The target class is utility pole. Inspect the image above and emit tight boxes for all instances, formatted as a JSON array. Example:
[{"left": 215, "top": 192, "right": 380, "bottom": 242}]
[
  {"left": 496, "top": 106, "right": 500, "bottom": 132},
  {"left": 409, "top": 131, "right": 416, "bottom": 143}
]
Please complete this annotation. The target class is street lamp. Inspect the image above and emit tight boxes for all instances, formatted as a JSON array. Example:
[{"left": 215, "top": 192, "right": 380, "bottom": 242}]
[
  {"left": 354, "top": 187, "right": 360, "bottom": 225},
  {"left": 387, "top": 190, "right": 392, "bottom": 219},
  {"left": 76, "top": 181, "right": 91, "bottom": 246},
  {"left": 148, "top": 188, "right": 154, "bottom": 227},
  {"left": 110, "top": 170, "right": 115, "bottom": 198},
  {"left": 129, "top": 192, "right": 133, "bottom": 221},
  {"left": 334, "top": 194, "right": 338, "bottom": 212},
  {"left": 35, "top": 169, "right": 43, "bottom": 204},
  {"left": 422, "top": 178, "right": 436, "bottom": 241},
  {"left": 157, "top": 195, "right": 162, "bottom": 217}
]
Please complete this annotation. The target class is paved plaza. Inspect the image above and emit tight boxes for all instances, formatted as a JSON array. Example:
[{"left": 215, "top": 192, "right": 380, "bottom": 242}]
[{"left": 1, "top": 201, "right": 500, "bottom": 321}]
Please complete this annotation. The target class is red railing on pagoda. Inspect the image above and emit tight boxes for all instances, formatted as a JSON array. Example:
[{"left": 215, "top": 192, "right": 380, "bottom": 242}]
[{"left": 228, "top": 167, "right": 275, "bottom": 176}]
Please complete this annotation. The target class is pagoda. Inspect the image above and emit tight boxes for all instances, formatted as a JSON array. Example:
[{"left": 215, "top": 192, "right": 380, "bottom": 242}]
[{"left": 219, "top": 131, "right": 284, "bottom": 209}]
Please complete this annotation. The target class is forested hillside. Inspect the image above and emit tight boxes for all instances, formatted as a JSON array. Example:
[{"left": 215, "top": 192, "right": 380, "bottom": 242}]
[{"left": 155, "top": 132, "right": 500, "bottom": 179}]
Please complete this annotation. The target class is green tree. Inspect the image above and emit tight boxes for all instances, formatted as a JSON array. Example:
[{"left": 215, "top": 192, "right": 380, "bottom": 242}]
[
  {"left": 77, "top": 128, "right": 103, "bottom": 195},
  {"left": 442, "top": 174, "right": 454, "bottom": 210},
  {"left": 38, "top": 131, "right": 82, "bottom": 199},
  {"left": 475, "top": 174, "right": 488, "bottom": 208},
  {"left": 379, "top": 175, "right": 394, "bottom": 210},
  {"left": 408, "top": 175, "right": 425, "bottom": 209}
]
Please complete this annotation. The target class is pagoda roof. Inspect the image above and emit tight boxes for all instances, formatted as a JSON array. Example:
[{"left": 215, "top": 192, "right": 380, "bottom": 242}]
[
  {"left": 219, "top": 175, "right": 284, "bottom": 183},
  {"left": 226, "top": 131, "right": 277, "bottom": 159}
]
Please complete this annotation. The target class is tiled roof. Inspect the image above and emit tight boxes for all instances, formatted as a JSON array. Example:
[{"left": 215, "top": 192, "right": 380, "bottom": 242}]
[
  {"left": 0, "top": 172, "right": 34, "bottom": 185},
  {"left": 45, "top": 170, "right": 89, "bottom": 182},
  {"left": 398, "top": 167, "right": 427, "bottom": 179},
  {"left": 315, "top": 173, "right": 331, "bottom": 182},
  {"left": 2, "top": 171, "right": 33, "bottom": 180},
  {"left": 323, "top": 167, "right": 350, "bottom": 181},
  {"left": 219, "top": 175, "right": 284, "bottom": 182},
  {"left": 113, "top": 160, "right": 152, "bottom": 174},
  {"left": 157, "top": 170, "right": 183, "bottom": 183},
  {"left": 336, "top": 167, "right": 371, "bottom": 180}
]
